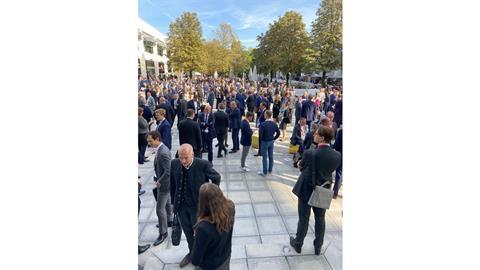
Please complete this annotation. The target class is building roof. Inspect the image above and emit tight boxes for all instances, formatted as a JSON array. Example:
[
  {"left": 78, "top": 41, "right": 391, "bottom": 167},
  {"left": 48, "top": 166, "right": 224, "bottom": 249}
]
[{"left": 138, "top": 17, "right": 167, "bottom": 41}]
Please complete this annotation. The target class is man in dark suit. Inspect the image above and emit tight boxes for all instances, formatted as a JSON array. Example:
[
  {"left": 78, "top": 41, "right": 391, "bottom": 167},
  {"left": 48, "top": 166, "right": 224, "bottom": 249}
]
[
  {"left": 170, "top": 144, "right": 221, "bottom": 268},
  {"left": 213, "top": 103, "right": 229, "bottom": 158},
  {"left": 156, "top": 97, "right": 175, "bottom": 127},
  {"left": 229, "top": 101, "right": 241, "bottom": 153},
  {"left": 246, "top": 91, "right": 256, "bottom": 115},
  {"left": 235, "top": 91, "right": 246, "bottom": 116},
  {"left": 301, "top": 94, "right": 317, "bottom": 131},
  {"left": 295, "top": 96, "right": 303, "bottom": 125},
  {"left": 332, "top": 128, "right": 343, "bottom": 199},
  {"left": 176, "top": 94, "right": 188, "bottom": 128},
  {"left": 178, "top": 109, "right": 203, "bottom": 158},
  {"left": 154, "top": 108, "right": 172, "bottom": 150},
  {"left": 290, "top": 117, "right": 308, "bottom": 163},
  {"left": 254, "top": 102, "right": 267, "bottom": 156},
  {"left": 290, "top": 126, "right": 341, "bottom": 256},
  {"left": 197, "top": 105, "right": 216, "bottom": 163},
  {"left": 207, "top": 89, "right": 215, "bottom": 107},
  {"left": 187, "top": 94, "right": 201, "bottom": 121},
  {"left": 147, "top": 131, "right": 172, "bottom": 247}
]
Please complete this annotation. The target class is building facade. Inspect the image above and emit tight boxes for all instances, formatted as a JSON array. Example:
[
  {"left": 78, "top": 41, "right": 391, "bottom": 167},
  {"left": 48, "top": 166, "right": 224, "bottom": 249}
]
[{"left": 138, "top": 18, "right": 170, "bottom": 79}]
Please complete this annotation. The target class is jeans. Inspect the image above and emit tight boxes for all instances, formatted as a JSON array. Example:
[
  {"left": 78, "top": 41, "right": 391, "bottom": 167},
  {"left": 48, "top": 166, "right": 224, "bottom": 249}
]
[
  {"left": 156, "top": 191, "right": 172, "bottom": 235},
  {"left": 231, "top": 128, "right": 240, "bottom": 150},
  {"left": 261, "top": 140, "right": 274, "bottom": 174},
  {"left": 292, "top": 199, "right": 327, "bottom": 249},
  {"left": 240, "top": 145, "right": 250, "bottom": 168},
  {"left": 177, "top": 206, "right": 198, "bottom": 252},
  {"left": 333, "top": 160, "right": 343, "bottom": 196}
]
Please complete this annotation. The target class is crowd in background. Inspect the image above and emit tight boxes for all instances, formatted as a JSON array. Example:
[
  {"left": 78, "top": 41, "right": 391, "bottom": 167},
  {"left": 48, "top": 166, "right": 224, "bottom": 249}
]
[{"left": 137, "top": 75, "right": 343, "bottom": 269}]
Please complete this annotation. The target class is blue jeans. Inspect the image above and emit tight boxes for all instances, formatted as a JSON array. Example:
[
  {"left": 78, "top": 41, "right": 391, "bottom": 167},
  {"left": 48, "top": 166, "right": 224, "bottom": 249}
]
[
  {"left": 333, "top": 160, "right": 343, "bottom": 196},
  {"left": 261, "top": 140, "right": 274, "bottom": 174}
]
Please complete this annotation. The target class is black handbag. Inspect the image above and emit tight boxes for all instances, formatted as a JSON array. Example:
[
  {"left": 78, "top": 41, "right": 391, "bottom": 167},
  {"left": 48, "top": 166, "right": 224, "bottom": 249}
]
[{"left": 171, "top": 214, "right": 182, "bottom": 246}]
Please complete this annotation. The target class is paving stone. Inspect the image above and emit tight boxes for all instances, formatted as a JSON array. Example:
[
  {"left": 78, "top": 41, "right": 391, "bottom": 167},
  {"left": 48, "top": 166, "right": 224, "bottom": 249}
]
[
  {"left": 246, "top": 181, "right": 268, "bottom": 190},
  {"left": 228, "top": 181, "right": 247, "bottom": 191},
  {"left": 277, "top": 202, "right": 298, "bottom": 216},
  {"left": 287, "top": 255, "right": 332, "bottom": 270},
  {"left": 256, "top": 216, "right": 287, "bottom": 235},
  {"left": 230, "top": 259, "right": 248, "bottom": 270},
  {"left": 324, "top": 236, "right": 342, "bottom": 270},
  {"left": 228, "top": 191, "right": 251, "bottom": 203},
  {"left": 139, "top": 207, "right": 154, "bottom": 222},
  {"left": 247, "top": 256, "right": 290, "bottom": 270},
  {"left": 234, "top": 203, "right": 254, "bottom": 218},
  {"left": 233, "top": 217, "right": 259, "bottom": 236},
  {"left": 253, "top": 202, "right": 279, "bottom": 216},
  {"left": 232, "top": 236, "right": 262, "bottom": 245},
  {"left": 283, "top": 215, "right": 313, "bottom": 234},
  {"left": 231, "top": 244, "right": 247, "bottom": 259},
  {"left": 228, "top": 173, "right": 245, "bottom": 181},
  {"left": 250, "top": 191, "right": 274, "bottom": 202},
  {"left": 139, "top": 223, "right": 160, "bottom": 244},
  {"left": 245, "top": 243, "right": 286, "bottom": 258}
]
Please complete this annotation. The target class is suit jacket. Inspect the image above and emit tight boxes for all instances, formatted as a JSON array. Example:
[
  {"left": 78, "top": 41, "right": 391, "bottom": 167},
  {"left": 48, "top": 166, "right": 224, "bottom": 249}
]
[
  {"left": 295, "top": 100, "right": 302, "bottom": 123},
  {"left": 213, "top": 111, "right": 229, "bottom": 135},
  {"left": 156, "top": 119, "right": 172, "bottom": 150},
  {"left": 178, "top": 118, "right": 203, "bottom": 153},
  {"left": 235, "top": 93, "right": 245, "bottom": 109},
  {"left": 157, "top": 102, "right": 175, "bottom": 126},
  {"left": 187, "top": 100, "right": 201, "bottom": 114},
  {"left": 290, "top": 124, "right": 306, "bottom": 145},
  {"left": 170, "top": 158, "right": 221, "bottom": 209},
  {"left": 256, "top": 108, "right": 266, "bottom": 127},
  {"left": 301, "top": 100, "right": 317, "bottom": 122},
  {"left": 292, "top": 146, "right": 341, "bottom": 203},
  {"left": 240, "top": 119, "right": 253, "bottom": 146},
  {"left": 154, "top": 143, "right": 172, "bottom": 193},
  {"left": 207, "top": 92, "right": 215, "bottom": 106},
  {"left": 229, "top": 108, "right": 241, "bottom": 129},
  {"left": 177, "top": 99, "right": 188, "bottom": 121},
  {"left": 198, "top": 111, "right": 216, "bottom": 139}
]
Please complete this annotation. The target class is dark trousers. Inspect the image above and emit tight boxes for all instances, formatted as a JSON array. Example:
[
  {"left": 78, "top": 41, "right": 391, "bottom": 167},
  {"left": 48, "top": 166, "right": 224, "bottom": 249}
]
[
  {"left": 201, "top": 132, "right": 208, "bottom": 151},
  {"left": 204, "top": 136, "right": 213, "bottom": 163},
  {"left": 231, "top": 128, "right": 240, "bottom": 151},
  {"left": 333, "top": 160, "right": 343, "bottom": 196},
  {"left": 194, "top": 149, "right": 202, "bottom": 159},
  {"left": 217, "top": 132, "right": 227, "bottom": 156},
  {"left": 293, "top": 199, "right": 327, "bottom": 249},
  {"left": 177, "top": 206, "right": 197, "bottom": 252},
  {"left": 138, "top": 133, "right": 148, "bottom": 164}
]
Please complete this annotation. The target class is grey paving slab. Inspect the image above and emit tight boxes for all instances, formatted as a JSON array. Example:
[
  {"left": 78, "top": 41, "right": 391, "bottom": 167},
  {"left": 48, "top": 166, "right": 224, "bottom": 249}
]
[
  {"left": 282, "top": 215, "right": 313, "bottom": 234},
  {"left": 228, "top": 173, "right": 245, "bottom": 181},
  {"left": 277, "top": 202, "right": 298, "bottom": 216},
  {"left": 245, "top": 243, "right": 287, "bottom": 258},
  {"left": 232, "top": 236, "right": 262, "bottom": 245},
  {"left": 231, "top": 244, "right": 247, "bottom": 259},
  {"left": 233, "top": 217, "right": 259, "bottom": 237},
  {"left": 247, "top": 256, "right": 290, "bottom": 270},
  {"left": 246, "top": 180, "right": 269, "bottom": 190},
  {"left": 228, "top": 191, "right": 251, "bottom": 204},
  {"left": 142, "top": 256, "right": 165, "bottom": 270},
  {"left": 256, "top": 216, "right": 288, "bottom": 235},
  {"left": 163, "top": 263, "right": 195, "bottom": 270},
  {"left": 139, "top": 223, "right": 160, "bottom": 244},
  {"left": 139, "top": 207, "right": 154, "bottom": 223},
  {"left": 287, "top": 255, "right": 332, "bottom": 270},
  {"left": 234, "top": 203, "right": 254, "bottom": 217},
  {"left": 253, "top": 202, "right": 279, "bottom": 216},
  {"left": 228, "top": 181, "right": 248, "bottom": 191},
  {"left": 324, "top": 235, "right": 342, "bottom": 270},
  {"left": 250, "top": 191, "right": 274, "bottom": 203},
  {"left": 230, "top": 259, "right": 248, "bottom": 270}
]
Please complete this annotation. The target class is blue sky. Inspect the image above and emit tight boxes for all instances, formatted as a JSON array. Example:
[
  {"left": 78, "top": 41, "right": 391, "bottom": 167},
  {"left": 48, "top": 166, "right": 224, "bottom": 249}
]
[{"left": 139, "top": 0, "right": 321, "bottom": 49}]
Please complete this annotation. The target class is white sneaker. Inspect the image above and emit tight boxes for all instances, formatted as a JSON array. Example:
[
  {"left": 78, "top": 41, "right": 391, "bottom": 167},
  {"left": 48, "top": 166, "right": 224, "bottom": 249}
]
[
  {"left": 242, "top": 167, "right": 250, "bottom": 172},
  {"left": 257, "top": 171, "right": 266, "bottom": 176}
]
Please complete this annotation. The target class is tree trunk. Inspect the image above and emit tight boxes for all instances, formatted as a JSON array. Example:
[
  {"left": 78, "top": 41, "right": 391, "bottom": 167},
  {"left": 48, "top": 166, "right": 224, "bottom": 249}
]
[
  {"left": 321, "top": 71, "right": 327, "bottom": 87},
  {"left": 270, "top": 70, "right": 274, "bottom": 83},
  {"left": 286, "top": 72, "right": 290, "bottom": 86},
  {"left": 189, "top": 70, "right": 193, "bottom": 79}
]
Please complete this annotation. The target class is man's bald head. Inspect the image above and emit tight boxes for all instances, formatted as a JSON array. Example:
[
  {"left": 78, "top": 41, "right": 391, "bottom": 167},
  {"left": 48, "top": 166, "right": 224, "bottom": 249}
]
[{"left": 178, "top": 144, "right": 194, "bottom": 167}]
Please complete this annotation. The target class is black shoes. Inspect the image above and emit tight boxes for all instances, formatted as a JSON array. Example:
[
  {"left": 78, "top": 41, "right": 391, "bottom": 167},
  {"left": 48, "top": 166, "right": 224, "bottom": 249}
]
[
  {"left": 217, "top": 154, "right": 223, "bottom": 158},
  {"left": 153, "top": 232, "right": 168, "bottom": 246},
  {"left": 229, "top": 150, "right": 237, "bottom": 153},
  {"left": 179, "top": 253, "right": 191, "bottom": 268},
  {"left": 289, "top": 237, "right": 302, "bottom": 254},
  {"left": 138, "top": 190, "right": 146, "bottom": 196},
  {"left": 254, "top": 153, "right": 261, "bottom": 157},
  {"left": 314, "top": 246, "right": 321, "bottom": 255},
  {"left": 138, "top": 244, "right": 150, "bottom": 254}
]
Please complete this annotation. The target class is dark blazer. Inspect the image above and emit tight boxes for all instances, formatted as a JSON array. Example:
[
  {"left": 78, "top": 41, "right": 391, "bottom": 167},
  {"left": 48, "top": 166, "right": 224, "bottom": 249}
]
[
  {"left": 301, "top": 100, "right": 317, "bottom": 122},
  {"left": 153, "top": 143, "right": 171, "bottom": 193},
  {"left": 156, "top": 119, "right": 172, "bottom": 150},
  {"left": 229, "top": 108, "right": 241, "bottom": 129},
  {"left": 294, "top": 100, "right": 302, "bottom": 123},
  {"left": 207, "top": 91, "right": 215, "bottom": 106},
  {"left": 333, "top": 129, "right": 342, "bottom": 154},
  {"left": 187, "top": 100, "right": 201, "bottom": 114},
  {"left": 304, "top": 130, "right": 315, "bottom": 150},
  {"left": 290, "top": 123, "right": 306, "bottom": 145},
  {"left": 170, "top": 158, "right": 221, "bottom": 209},
  {"left": 235, "top": 93, "right": 245, "bottom": 110},
  {"left": 246, "top": 95, "right": 256, "bottom": 111},
  {"left": 178, "top": 118, "right": 203, "bottom": 154},
  {"left": 157, "top": 102, "right": 175, "bottom": 126},
  {"left": 240, "top": 119, "right": 253, "bottom": 146},
  {"left": 213, "top": 111, "right": 229, "bottom": 135},
  {"left": 292, "top": 146, "right": 342, "bottom": 203},
  {"left": 198, "top": 111, "right": 216, "bottom": 139},
  {"left": 177, "top": 99, "right": 188, "bottom": 121}
]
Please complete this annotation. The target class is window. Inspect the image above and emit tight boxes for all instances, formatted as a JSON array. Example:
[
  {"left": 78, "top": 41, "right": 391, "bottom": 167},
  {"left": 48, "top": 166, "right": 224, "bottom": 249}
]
[
  {"left": 157, "top": 44, "right": 164, "bottom": 56},
  {"left": 143, "top": 40, "right": 154, "bottom": 54}
]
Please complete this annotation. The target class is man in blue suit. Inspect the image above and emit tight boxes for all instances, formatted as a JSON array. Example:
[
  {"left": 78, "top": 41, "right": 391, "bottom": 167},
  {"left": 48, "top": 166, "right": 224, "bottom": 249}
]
[
  {"left": 197, "top": 105, "right": 216, "bottom": 163},
  {"left": 235, "top": 90, "right": 246, "bottom": 117},
  {"left": 301, "top": 94, "right": 317, "bottom": 131},
  {"left": 254, "top": 102, "right": 268, "bottom": 156},
  {"left": 229, "top": 101, "right": 241, "bottom": 153},
  {"left": 154, "top": 108, "right": 172, "bottom": 150},
  {"left": 207, "top": 89, "right": 215, "bottom": 108}
]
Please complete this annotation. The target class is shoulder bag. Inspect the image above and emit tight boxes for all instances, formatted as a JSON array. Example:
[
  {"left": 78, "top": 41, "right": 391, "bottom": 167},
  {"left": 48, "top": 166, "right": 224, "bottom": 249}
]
[{"left": 307, "top": 153, "right": 334, "bottom": 209}]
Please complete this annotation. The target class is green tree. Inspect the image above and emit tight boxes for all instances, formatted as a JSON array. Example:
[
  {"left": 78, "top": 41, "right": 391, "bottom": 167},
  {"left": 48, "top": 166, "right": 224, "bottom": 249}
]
[
  {"left": 311, "top": 0, "right": 343, "bottom": 85},
  {"left": 204, "top": 39, "right": 230, "bottom": 75},
  {"left": 167, "top": 12, "right": 205, "bottom": 78},
  {"left": 268, "top": 11, "right": 311, "bottom": 85},
  {"left": 214, "top": 23, "right": 238, "bottom": 50}
]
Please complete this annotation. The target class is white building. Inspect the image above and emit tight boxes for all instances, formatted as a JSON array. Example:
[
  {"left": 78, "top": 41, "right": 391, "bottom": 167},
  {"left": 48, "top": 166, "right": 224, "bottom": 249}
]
[{"left": 138, "top": 18, "right": 170, "bottom": 79}]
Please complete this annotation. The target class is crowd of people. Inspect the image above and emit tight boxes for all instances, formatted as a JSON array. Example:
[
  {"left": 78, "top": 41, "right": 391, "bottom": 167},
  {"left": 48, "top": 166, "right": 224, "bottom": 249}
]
[{"left": 137, "top": 75, "right": 343, "bottom": 269}]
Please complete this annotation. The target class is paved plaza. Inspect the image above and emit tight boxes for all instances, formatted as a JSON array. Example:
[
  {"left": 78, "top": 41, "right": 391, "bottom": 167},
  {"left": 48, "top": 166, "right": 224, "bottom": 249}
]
[{"left": 138, "top": 121, "right": 343, "bottom": 270}]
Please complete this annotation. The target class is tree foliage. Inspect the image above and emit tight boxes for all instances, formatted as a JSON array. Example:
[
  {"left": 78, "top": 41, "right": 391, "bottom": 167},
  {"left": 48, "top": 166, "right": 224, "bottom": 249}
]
[
  {"left": 167, "top": 12, "right": 205, "bottom": 77},
  {"left": 204, "top": 39, "right": 231, "bottom": 74},
  {"left": 311, "top": 0, "right": 343, "bottom": 74}
]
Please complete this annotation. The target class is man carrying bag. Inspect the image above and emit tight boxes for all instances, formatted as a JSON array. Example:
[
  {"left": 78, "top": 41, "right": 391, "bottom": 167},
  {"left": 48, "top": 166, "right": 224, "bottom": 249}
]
[{"left": 290, "top": 126, "right": 341, "bottom": 255}]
